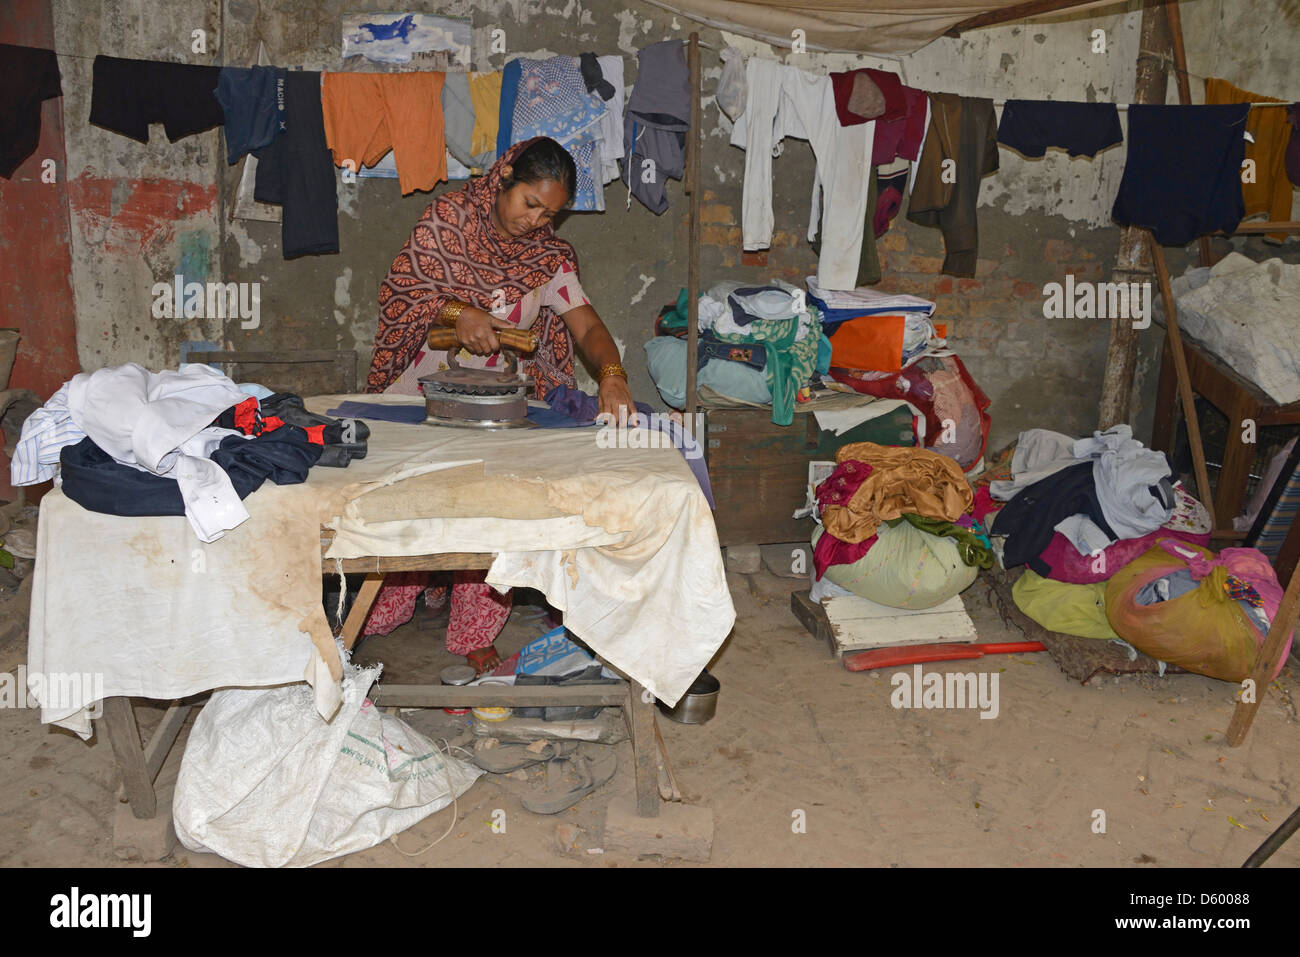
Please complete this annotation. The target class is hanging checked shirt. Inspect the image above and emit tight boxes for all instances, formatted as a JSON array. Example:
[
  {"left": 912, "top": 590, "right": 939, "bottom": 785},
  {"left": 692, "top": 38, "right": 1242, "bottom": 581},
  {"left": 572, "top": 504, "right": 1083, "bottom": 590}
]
[{"left": 512, "top": 56, "right": 608, "bottom": 211}]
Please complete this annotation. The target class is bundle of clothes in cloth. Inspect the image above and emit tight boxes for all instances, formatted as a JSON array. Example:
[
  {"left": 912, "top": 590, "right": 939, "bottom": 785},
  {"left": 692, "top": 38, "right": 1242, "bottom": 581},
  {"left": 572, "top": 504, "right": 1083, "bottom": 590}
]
[
  {"left": 808, "top": 442, "right": 993, "bottom": 610},
  {"left": 9, "top": 363, "right": 367, "bottom": 542},
  {"left": 983, "top": 425, "right": 1293, "bottom": 682}
]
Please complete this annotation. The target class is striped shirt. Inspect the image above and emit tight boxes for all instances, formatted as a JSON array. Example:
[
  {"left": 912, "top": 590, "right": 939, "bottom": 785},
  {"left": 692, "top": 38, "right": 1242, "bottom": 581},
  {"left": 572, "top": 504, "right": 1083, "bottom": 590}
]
[{"left": 9, "top": 383, "right": 85, "bottom": 486}]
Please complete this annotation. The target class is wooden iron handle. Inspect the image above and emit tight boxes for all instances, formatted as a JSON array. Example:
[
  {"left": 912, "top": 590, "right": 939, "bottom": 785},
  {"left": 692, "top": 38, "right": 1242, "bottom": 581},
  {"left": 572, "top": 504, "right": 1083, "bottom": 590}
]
[{"left": 427, "top": 327, "right": 537, "bottom": 354}]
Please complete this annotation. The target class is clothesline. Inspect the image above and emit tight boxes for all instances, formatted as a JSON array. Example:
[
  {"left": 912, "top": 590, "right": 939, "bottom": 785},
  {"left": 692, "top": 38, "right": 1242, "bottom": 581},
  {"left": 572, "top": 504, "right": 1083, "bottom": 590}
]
[
  {"left": 991, "top": 99, "right": 1291, "bottom": 111},
  {"left": 8, "top": 41, "right": 1291, "bottom": 110}
]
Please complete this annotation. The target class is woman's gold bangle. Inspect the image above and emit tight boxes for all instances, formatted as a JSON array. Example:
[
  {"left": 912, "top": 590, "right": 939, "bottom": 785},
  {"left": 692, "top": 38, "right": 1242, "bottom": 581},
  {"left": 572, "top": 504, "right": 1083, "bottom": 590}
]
[
  {"left": 598, "top": 362, "right": 628, "bottom": 381},
  {"left": 438, "top": 300, "right": 468, "bottom": 328}
]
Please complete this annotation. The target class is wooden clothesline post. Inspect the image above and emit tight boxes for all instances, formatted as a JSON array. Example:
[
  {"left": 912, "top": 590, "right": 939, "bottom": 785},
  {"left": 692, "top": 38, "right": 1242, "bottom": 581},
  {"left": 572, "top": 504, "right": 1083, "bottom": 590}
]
[{"left": 685, "top": 32, "right": 701, "bottom": 439}]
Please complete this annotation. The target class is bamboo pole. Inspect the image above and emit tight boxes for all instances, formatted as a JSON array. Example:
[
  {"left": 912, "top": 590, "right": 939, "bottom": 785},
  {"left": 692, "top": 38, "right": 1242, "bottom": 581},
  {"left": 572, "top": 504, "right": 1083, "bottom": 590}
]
[
  {"left": 1228, "top": 558, "right": 1300, "bottom": 745},
  {"left": 685, "top": 33, "right": 701, "bottom": 439},
  {"left": 1097, "top": 0, "right": 1170, "bottom": 430}
]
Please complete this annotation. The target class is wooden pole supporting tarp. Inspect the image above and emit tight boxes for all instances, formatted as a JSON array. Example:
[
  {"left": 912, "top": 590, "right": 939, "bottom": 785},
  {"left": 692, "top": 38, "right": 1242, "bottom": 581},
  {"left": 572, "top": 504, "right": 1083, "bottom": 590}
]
[{"left": 1097, "top": 0, "right": 1171, "bottom": 431}]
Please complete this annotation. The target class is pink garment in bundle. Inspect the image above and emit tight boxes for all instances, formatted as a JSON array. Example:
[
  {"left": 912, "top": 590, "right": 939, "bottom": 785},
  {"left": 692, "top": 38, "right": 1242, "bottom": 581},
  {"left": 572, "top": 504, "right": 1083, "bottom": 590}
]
[
  {"left": 1037, "top": 527, "right": 1210, "bottom": 584},
  {"left": 813, "top": 528, "right": 877, "bottom": 580}
]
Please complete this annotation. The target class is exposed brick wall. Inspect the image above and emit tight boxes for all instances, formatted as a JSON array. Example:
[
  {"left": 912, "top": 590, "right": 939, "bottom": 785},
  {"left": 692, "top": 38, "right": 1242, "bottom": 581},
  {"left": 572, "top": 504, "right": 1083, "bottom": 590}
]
[{"left": 689, "top": 171, "right": 1124, "bottom": 450}]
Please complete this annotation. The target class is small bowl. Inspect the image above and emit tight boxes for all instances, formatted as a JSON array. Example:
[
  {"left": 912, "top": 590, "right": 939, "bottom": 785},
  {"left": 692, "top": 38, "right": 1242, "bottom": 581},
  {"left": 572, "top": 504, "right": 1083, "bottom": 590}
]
[
  {"left": 472, "top": 676, "right": 513, "bottom": 722},
  {"left": 657, "top": 671, "right": 720, "bottom": 725}
]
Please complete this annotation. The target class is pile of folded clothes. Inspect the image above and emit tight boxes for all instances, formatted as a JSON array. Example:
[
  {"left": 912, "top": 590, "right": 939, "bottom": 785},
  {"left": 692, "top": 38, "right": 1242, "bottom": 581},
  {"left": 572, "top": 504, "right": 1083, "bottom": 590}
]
[
  {"left": 810, "top": 442, "right": 992, "bottom": 609},
  {"left": 9, "top": 363, "right": 367, "bottom": 542},
  {"left": 810, "top": 278, "right": 990, "bottom": 473},
  {"left": 646, "top": 278, "right": 831, "bottom": 426}
]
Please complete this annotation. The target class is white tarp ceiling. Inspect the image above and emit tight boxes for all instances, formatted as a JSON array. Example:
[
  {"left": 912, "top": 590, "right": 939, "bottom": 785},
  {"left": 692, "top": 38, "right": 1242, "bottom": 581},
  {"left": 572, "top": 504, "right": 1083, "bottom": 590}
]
[{"left": 641, "top": 0, "right": 1124, "bottom": 55}]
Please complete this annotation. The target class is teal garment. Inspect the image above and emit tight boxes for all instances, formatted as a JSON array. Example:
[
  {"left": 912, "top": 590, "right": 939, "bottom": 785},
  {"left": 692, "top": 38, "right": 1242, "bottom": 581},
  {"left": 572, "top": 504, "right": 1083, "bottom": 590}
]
[
  {"left": 657, "top": 286, "right": 829, "bottom": 426},
  {"left": 816, "top": 333, "right": 832, "bottom": 375},
  {"left": 659, "top": 287, "right": 690, "bottom": 332},
  {"left": 713, "top": 318, "right": 823, "bottom": 426}
]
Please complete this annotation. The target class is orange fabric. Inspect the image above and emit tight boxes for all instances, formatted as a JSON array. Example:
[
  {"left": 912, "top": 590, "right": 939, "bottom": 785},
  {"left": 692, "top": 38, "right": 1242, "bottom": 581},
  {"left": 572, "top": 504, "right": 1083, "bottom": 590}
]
[
  {"left": 322, "top": 72, "right": 447, "bottom": 195},
  {"left": 822, "top": 441, "right": 973, "bottom": 544},
  {"left": 1205, "top": 78, "right": 1291, "bottom": 242},
  {"left": 829, "top": 315, "right": 907, "bottom": 372}
]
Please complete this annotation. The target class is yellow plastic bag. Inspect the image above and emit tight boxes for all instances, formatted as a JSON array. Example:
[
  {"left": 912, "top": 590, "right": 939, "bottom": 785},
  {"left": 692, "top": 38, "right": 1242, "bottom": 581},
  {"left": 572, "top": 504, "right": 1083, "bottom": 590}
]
[{"left": 1104, "top": 540, "right": 1270, "bottom": 682}]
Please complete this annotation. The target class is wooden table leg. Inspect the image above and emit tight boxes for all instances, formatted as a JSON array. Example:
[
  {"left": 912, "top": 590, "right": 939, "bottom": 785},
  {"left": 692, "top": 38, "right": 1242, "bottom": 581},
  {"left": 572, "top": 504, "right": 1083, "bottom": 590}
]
[
  {"left": 628, "top": 680, "right": 661, "bottom": 818},
  {"left": 340, "top": 572, "right": 384, "bottom": 651},
  {"left": 100, "top": 696, "right": 155, "bottom": 820},
  {"left": 1215, "top": 393, "right": 1259, "bottom": 533},
  {"left": 1151, "top": 331, "right": 1177, "bottom": 454}
]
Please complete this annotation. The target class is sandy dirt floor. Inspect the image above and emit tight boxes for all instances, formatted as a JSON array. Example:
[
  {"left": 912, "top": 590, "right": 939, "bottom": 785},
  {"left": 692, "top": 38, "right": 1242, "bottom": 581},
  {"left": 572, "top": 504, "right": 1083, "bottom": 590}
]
[{"left": 2, "top": 565, "right": 1299, "bottom": 868}]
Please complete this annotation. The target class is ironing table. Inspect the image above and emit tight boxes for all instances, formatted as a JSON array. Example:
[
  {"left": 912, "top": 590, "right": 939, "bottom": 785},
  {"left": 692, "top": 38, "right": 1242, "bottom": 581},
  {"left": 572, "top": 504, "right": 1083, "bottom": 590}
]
[{"left": 28, "top": 394, "right": 735, "bottom": 834}]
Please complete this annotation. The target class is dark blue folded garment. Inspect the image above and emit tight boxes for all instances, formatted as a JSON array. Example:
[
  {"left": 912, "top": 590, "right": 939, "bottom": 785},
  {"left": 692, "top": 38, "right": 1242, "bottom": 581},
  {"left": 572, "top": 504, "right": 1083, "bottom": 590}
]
[
  {"left": 325, "top": 400, "right": 427, "bottom": 424},
  {"left": 61, "top": 426, "right": 321, "bottom": 518}
]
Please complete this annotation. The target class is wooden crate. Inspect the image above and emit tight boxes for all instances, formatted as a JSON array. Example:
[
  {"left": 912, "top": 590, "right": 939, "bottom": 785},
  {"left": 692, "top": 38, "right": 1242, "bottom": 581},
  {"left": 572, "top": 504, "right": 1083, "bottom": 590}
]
[
  {"left": 706, "top": 409, "right": 818, "bottom": 546},
  {"left": 705, "top": 405, "right": 915, "bottom": 547}
]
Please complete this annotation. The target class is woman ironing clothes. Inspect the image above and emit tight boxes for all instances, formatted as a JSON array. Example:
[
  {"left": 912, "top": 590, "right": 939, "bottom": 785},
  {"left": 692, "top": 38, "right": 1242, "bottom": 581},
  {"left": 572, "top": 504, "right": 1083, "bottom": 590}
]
[{"left": 362, "top": 137, "right": 635, "bottom": 674}]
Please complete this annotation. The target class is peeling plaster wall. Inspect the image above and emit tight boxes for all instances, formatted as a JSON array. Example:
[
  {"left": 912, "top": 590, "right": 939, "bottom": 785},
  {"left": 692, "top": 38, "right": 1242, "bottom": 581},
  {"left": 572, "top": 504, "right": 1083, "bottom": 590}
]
[
  {"left": 33, "top": 0, "right": 1300, "bottom": 450},
  {"left": 52, "top": 0, "right": 225, "bottom": 371}
]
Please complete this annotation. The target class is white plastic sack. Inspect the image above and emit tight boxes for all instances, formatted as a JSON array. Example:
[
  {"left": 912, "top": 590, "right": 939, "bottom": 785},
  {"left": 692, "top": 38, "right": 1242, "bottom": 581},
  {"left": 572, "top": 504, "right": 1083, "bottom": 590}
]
[{"left": 174, "top": 664, "right": 482, "bottom": 867}]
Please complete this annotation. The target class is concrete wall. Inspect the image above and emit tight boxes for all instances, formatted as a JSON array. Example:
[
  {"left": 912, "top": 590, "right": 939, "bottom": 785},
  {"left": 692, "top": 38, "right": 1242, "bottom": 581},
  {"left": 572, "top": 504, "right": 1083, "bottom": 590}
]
[{"left": 21, "top": 0, "right": 1300, "bottom": 453}]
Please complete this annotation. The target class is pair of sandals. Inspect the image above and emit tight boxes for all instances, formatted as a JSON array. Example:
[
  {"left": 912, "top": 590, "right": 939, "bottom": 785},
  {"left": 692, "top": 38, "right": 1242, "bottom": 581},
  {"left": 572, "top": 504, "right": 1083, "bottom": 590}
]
[{"left": 473, "top": 740, "right": 618, "bottom": 815}]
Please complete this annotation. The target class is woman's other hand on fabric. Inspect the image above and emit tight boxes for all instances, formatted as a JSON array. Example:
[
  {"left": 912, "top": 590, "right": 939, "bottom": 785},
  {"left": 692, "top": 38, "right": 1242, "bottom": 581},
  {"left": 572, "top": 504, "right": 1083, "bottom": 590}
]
[
  {"left": 597, "top": 374, "right": 636, "bottom": 422},
  {"left": 456, "top": 308, "right": 513, "bottom": 355}
]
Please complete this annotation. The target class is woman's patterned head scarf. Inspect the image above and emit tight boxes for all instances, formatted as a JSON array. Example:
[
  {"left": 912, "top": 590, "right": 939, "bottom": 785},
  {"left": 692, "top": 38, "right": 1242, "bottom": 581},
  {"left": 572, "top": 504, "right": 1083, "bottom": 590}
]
[{"left": 365, "top": 138, "right": 579, "bottom": 394}]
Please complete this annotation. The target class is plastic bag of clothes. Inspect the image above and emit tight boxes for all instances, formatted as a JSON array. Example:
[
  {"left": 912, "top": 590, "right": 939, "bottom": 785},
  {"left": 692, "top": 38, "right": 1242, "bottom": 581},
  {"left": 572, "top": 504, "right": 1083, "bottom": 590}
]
[
  {"left": 830, "top": 355, "right": 990, "bottom": 471},
  {"left": 813, "top": 520, "right": 977, "bottom": 610},
  {"left": 1104, "top": 540, "right": 1293, "bottom": 682}
]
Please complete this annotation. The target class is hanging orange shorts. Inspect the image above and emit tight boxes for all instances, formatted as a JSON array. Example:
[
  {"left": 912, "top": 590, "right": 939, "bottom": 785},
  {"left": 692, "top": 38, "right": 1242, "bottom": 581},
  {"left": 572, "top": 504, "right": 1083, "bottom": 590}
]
[{"left": 322, "top": 71, "right": 447, "bottom": 195}]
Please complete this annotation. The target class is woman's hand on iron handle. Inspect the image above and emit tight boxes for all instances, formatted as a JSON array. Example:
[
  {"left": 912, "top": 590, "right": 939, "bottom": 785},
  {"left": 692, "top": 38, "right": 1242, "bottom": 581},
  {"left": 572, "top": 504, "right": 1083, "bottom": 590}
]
[{"left": 455, "top": 308, "right": 512, "bottom": 355}]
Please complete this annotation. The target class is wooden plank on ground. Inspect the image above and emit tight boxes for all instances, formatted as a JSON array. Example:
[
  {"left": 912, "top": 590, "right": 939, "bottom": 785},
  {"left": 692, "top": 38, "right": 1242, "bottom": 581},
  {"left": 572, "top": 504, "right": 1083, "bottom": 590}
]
[{"left": 822, "top": 594, "right": 977, "bottom": 655}]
